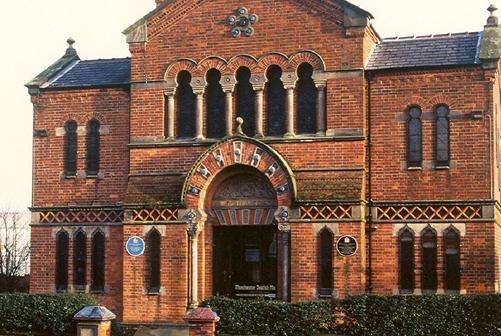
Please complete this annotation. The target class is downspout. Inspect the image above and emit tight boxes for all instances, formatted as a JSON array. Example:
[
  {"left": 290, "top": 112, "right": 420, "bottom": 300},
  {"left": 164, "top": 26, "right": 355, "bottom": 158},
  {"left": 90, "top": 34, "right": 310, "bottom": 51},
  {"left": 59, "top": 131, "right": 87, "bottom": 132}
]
[{"left": 366, "top": 72, "right": 373, "bottom": 293}]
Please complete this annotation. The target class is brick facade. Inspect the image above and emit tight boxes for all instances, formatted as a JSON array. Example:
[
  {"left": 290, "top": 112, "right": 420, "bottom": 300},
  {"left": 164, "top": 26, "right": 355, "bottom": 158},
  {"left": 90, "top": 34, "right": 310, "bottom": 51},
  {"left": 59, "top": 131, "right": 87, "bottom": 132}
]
[{"left": 27, "top": 0, "right": 501, "bottom": 323}]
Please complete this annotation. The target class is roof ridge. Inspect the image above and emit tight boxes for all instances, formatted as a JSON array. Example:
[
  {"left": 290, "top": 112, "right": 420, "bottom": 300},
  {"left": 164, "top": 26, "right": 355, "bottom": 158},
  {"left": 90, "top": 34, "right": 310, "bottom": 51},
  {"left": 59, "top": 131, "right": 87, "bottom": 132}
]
[
  {"left": 382, "top": 31, "right": 480, "bottom": 42},
  {"left": 80, "top": 57, "right": 131, "bottom": 62}
]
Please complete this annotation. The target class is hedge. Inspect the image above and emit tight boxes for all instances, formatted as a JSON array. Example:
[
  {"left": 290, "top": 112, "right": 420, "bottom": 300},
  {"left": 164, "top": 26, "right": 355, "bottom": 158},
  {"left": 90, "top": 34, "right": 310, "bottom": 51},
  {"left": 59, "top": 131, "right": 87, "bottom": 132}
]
[
  {"left": 203, "top": 295, "right": 501, "bottom": 336},
  {"left": 203, "top": 296, "right": 333, "bottom": 335},
  {"left": 0, "top": 293, "right": 97, "bottom": 336}
]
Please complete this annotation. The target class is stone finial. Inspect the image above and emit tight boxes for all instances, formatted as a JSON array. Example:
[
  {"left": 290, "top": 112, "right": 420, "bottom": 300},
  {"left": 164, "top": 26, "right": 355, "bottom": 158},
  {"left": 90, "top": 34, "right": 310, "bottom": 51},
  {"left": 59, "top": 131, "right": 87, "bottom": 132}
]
[
  {"left": 65, "top": 37, "right": 78, "bottom": 57},
  {"left": 236, "top": 117, "right": 245, "bottom": 135},
  {"left": 74, "top": 306, "right": 116, "bottom": 321},
  {"left": 487, "top": 4, "right": 499, "bottom": 27}
]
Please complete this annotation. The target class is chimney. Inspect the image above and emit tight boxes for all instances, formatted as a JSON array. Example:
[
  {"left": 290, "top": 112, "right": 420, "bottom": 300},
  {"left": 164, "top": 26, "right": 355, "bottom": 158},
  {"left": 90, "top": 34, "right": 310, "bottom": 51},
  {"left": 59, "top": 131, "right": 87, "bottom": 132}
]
[{"left": 155, "top": 0, "right": 163, "bottom": 6}]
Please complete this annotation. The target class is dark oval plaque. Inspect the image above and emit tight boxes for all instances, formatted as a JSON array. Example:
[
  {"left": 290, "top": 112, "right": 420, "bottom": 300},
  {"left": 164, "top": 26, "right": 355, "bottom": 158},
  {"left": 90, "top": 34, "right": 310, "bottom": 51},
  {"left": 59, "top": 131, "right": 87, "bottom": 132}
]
[{"left": 336, "top": 235, "right": 358, "bottom": 256}]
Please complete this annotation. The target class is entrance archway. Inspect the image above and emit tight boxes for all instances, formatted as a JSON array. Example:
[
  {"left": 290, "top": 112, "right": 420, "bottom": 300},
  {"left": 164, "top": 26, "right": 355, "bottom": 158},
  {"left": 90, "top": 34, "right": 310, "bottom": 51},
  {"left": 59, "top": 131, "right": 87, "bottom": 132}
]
[{"left": 206, "top": 166, "right": 279, "bottom": 299}]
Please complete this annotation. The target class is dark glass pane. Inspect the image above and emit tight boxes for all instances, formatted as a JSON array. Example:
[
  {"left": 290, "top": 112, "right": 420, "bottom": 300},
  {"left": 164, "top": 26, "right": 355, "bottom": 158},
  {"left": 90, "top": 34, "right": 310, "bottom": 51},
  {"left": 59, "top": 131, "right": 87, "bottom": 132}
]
[
  {"left": 444, "top": 229, "right": 460, "bottom": 291},
  {"left": 64, "top": 121, "right": 78, "bottom": 176},
  {"left": 266, "top": 65, "right": 286, "bottom": 136},
  {"left": 73, "top": 231, "right": 87, "bottom": 289},
  {"left": 86, "top": 120, "right": 100, "bottom": 175},
  {"left": 55, "top": 231, "right": 69, "bottom": 292},
  {"left": 296, "top": 63, "right": 317, "bottom": 134},
  {"left": 399, "top": 229, "right": 415, "bottom": 292},
  {"left": 407, "top": 108, "right": 422, "bottom": 167},
  {"left": 91, "top": 231, "right": 105, "bottom": 291},
  {"left": 206, "top": 69, "right": 226, "bottom": 138},
  {"left": 148, "top": 230, "right": 161, "bottom": 292},
  {"left": 319, "top": 229, "right": 333, "bottom": 295},
  {"left": 421, "top": 229, "right": 437, "bottom": 291},
  {"left": 177, "top": 71, "right": 196, "bottom": 138},
  {"left": 236, "top": 67, "right": 256, "bottom": 136},
  {"left": 435, "top": 106, "right": 450, "bottom": 165}
]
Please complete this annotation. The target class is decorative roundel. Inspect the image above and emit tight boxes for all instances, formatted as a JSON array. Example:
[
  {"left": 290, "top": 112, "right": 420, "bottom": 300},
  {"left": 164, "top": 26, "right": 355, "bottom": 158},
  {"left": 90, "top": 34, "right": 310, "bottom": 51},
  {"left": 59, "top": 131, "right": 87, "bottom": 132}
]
[
  {"left": 227, "top": 15, "right": 237, "bottom": 25},
  {"left": 231, "top": 28, "right": 242, "bottom": 38},
  {"left": 237, "top": 7, "right": 248, "bottom": 15},
  {"left": 244, "top": 27, "right": 254, "bottom": 37},
  {"left": 227, "top": 7, "right": 258, "bottom": 38},
  {"left": 249, "top": 14, "right": 258, "bottom": 24}
]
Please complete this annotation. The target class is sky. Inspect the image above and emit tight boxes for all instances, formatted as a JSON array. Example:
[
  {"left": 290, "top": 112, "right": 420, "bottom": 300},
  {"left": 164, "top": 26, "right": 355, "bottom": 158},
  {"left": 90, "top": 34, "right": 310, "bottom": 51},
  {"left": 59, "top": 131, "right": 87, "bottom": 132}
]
[{"left": 0, "top": 0, "right": 497, "bottom": 212}]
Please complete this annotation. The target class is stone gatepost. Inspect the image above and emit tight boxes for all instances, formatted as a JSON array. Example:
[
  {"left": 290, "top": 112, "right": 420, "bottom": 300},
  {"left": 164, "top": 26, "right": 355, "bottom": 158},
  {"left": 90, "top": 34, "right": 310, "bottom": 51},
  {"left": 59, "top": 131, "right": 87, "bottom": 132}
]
[
  {"left": 74, "top": 306, "right": 116, "bottom": 336},
  {"left": 185, "top": 307, "right": 220, "bottom": 336}
]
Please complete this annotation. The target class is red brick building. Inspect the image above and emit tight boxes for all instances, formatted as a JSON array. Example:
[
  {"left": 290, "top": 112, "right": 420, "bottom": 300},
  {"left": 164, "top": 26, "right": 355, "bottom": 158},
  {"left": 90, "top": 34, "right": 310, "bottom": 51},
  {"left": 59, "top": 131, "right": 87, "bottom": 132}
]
[{"left": 26, "top": 0, "right": 501, "bottom": 323}]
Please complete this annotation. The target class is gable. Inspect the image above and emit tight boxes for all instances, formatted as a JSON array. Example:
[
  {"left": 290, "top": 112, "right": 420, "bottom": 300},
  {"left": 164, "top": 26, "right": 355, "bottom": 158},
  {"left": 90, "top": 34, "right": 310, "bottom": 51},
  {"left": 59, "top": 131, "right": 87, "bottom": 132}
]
[{"left": 124, "top": 0, "right": 373, "bottom": 43}]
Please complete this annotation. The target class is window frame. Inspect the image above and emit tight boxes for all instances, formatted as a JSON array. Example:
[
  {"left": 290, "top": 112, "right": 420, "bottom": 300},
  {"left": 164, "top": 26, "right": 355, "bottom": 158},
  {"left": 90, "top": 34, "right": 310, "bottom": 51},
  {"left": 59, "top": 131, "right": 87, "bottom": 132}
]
[
  {"left": 55, "top": 230, "right": 69, "bottom": 293},
  {"left": 85, "top": 119, "right": 101, "bottom": 176},
  {"left": 64, "top": 120, "right": 78, "bottom": 177},
  {"left": 421, "top": 227, "right": 438, "bottom": 293},
  {"left": 434, "top": 105, "right": 451, "bottom": 167},
  {"left": 146, "top": 229, "right": 162, "bottom": 294},
  {"left": 91, "top": 230, "right": 106, "bottom": 293},
  {"left": 73, "top": 230, "right": 87, "bottom": 291},
  {"left": 318, "top": 228, "right": 333, "bottom": 297},
  {"left": 443, "top": 227, "right": 461, "bottom": 292},
  {"left": 398, "top": 227, "right": 415, "bottom": 294}
]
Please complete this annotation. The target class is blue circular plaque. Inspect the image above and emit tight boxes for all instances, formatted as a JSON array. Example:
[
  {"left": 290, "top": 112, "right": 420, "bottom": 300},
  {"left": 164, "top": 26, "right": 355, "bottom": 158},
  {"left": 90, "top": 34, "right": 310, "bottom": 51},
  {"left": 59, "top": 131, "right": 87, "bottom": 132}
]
[{"left": 126, "top": 236, "right": 145, "bottom": 256}]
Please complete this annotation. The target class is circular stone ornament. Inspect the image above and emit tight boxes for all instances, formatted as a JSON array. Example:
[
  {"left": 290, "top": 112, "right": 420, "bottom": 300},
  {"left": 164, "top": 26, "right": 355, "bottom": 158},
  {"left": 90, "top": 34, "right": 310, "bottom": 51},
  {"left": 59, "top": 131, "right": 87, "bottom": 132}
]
[
  {"left": 126, "top": 236, "right": 145, "bottom": 257},
  {"left": 336, "top": 235, "right": 358, "bottom": 257}
]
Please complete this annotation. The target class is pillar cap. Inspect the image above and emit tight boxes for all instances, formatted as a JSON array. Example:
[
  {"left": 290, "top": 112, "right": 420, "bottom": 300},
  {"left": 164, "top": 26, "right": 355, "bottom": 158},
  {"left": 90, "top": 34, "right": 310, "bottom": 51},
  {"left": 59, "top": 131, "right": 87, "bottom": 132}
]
[
  {"left": 185, "top": 307, "right": 220, "bottom": 323},
  {"left": 74, "top": 306, "right": 116, "bottom": 322}
]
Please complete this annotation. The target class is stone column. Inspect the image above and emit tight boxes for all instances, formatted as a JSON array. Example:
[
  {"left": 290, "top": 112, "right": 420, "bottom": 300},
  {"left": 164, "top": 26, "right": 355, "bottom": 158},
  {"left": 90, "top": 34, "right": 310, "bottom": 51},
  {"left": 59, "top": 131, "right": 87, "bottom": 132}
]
[
  {"left": 276, "top": 207, "right": 291, "bottom": 301},
  {"left": 74, "top": 306, "right": 116, "bottom": 336},
  {"left": 285, "top": 86, "right": 295, "bottom": 137},
  {"left": 192, "top": 77, "right": 206, "bottom": 141},
  {"left": 221, "top": 75, "right": 236, "bottom": 137},
  {"left": 164, "top": 88, "right": 176, "bottom": 140},
  {"left": 254, "top": 88, "right": 265, "bottom": 138},
  {"left": 185, "top": 209, "right": 204, "bottom": 309},
  {"left": 315, "top": 81, "right": 327, "bottom": 135}
]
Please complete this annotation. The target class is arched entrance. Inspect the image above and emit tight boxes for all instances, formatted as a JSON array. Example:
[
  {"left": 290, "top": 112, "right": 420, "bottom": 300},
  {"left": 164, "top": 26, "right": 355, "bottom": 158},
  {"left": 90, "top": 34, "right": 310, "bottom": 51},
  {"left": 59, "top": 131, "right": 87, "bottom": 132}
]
[{"left": 206, "top": 166, "right": 279, "bottom": 299}]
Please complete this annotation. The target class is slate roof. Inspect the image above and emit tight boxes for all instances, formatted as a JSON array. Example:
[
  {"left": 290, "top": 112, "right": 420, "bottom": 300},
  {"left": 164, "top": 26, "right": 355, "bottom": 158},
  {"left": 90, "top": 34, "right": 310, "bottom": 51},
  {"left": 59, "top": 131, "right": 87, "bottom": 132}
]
[
  {"left": 366, "top": 32, "right": 482, "bottom": 70},
  {"left": 48, "top": 58, "right": 131, "bottom": 88}
]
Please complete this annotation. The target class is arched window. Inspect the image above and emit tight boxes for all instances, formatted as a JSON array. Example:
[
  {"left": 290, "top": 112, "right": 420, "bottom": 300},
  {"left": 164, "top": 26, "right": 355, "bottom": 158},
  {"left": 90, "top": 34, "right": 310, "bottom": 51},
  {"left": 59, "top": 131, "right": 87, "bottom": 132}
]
[
  {"left": 86, "top": 119, "right": 100, "bottom": 176},
  {"left": 398, "top": 228, "right": 415, "bottom": 293},
  {"left": 73, "top": 230, "right": 87, "bottom": 290},
  {"left": 421, "top": 227, "right": 437, "bottom": 292},
  {"left": 296, "top": 63, "right": 317, "bottom": 134},
  {"left": 444, "top": 228, "right": 460, "bottom": 292},
  {"left": 176, "top": 71, "right": 196, "bottom": 138},
  {"left": 435, "top": 105, "right": 450, "bottom": 166},
  {"left": 64, "top": 120, "right": 78, "bottom": 176},
  {"left": 235, "top": 67, "right": 256, "bottom": 136},
  {"left": 265, "top": 65, "right": 286, "bottom": 136},
  {"left": 206, "top": 69, "right": 226, "bottom": 138},
  {"left": 407, "top": 107, "right": 423, "bottom": 168},
  {"left": 147, "top": 229, "right": 161, "bottom": 293},
  {"left": 55, "top": 230, "right": 69, "bottom": 292},
  {"left": 319, "top": 228, "right": 333, "bottom": 297},
  {"left": 91, "top": 230, "right": 105, "bottom": 292}
]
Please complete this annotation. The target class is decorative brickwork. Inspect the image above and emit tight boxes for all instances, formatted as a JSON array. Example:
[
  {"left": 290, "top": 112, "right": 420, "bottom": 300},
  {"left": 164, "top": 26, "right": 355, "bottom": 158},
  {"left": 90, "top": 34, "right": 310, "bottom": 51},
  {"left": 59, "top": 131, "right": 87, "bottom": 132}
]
[
  {"left": 39, "top": 209, "right": 123, "bottom": 224},
  {"left": 374, "top": 204, "right": 482, "bottom": 222},
  {"left": 129, "top": 208, "right": 179, "bottom": 223},
  {"left": 300, "top": 205, "right": 353, "bottom": 220}
]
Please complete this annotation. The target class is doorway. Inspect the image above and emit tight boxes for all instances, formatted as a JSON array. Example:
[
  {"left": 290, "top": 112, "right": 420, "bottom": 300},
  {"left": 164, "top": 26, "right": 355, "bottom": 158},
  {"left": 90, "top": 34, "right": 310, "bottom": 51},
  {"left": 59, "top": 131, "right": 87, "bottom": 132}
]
[{"left": 213, "top": 225, "right": 278, "bottom": 299}]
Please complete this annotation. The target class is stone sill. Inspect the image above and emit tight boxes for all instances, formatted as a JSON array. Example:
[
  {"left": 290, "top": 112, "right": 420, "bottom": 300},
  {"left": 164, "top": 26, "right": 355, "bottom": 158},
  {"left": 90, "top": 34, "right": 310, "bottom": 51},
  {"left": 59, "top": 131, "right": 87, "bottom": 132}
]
[{"left": 128, "top": 135, "right": 365, "bottom": 148}]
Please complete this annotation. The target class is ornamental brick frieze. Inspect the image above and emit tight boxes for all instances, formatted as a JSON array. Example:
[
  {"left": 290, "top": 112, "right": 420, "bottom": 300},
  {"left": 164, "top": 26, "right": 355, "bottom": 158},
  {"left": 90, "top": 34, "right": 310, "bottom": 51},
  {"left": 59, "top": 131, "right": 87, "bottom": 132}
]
[
  {"left": 128, "top": 207, "right": 179, "bottom": 223},
  {"left": 372, "top": 203, "right": 484, "bottom": 222},
  {"left": 299, "top": 204, "right": 354, "bottom": 221},
  {"left": 37, "top": 208, "right": 123, "bottom": 225}
]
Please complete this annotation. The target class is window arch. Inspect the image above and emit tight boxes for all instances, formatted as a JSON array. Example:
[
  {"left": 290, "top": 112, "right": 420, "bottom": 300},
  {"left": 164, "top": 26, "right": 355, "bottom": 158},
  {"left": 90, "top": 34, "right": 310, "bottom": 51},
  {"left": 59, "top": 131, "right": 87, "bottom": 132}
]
[
  {"left": 64, "top": 120, "right": 78, "bottom": 176},
  {"left": 265, "top": 65, "right": 286, "bottom": 136},
  {"left": 73, "top": 230, "right": 87, "bottom": 290},
  {"left": 176, "top": 71, "right": 196, "bottom": 138},
  {"left": 55, "top": 230, "right": 69, "bottom": 292},
  {"left": 91, "top": 230, "right": 105, "bottom": 292},
  {"left": 398, "top": 227, "right": 415, "bottom": 293},
  {"left": 444, "top": 227, "right": 461, "bottom": 292},
  {"left": 319, "top": 228, "right": 333, "bottom": 297},
  {"left": 407, "top": 107, "right": 423, "bottom": 168},
  {"left": 86, "top": 119, "right": 100, "bottom": 176},
  {"left": 235, "top": 67, "right": 256, "bottom": 136},
  {"left": 421, "top": 227, "right": 437, "bottom": 292},
  {"left": 296, "top": 63, "right": 317, "bottom": 134},
  {"left": 435, "top": 105, "right": 450, "bottom": 166},
  {"left": 147, "top": 229, "right": 161, "bottom": 293},
  {"left": 206, "top": 68, "right": 226, "bottom": 138}
]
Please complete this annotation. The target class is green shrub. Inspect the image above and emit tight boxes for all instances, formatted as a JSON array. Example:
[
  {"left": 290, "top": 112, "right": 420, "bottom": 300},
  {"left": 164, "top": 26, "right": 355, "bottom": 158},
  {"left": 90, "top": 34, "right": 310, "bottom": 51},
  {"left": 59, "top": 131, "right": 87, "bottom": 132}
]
[
  {"left": 334, "top": 294, "right": 501, "bottom": 336},
  {"left": 202, "top": 296, "right": 333, "bottom": 336},
  {"left": 0, "top": 293, "right": 97, "bottom": 336}
]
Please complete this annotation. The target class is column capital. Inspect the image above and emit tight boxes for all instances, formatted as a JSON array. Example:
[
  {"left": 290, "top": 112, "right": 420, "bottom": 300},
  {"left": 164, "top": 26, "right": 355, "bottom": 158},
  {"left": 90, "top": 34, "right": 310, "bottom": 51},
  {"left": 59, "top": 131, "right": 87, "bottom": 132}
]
[
  {"left": 220, "top": 75, "right": 236, "bottom": 92},
  {"left": 164, "top": 87, "right": 177, "bottom": 96},
  {"left": 192, "top": 77, "right": 207, "bottom": 94},
  {"left": 314, "top": 79, "right": 327, "bottom": 89},
  {"left": 282, "top": 72, "right": 298, "bottom": 88},
  {"left": 250, "top": 74, "right": 266, "bottom": 90}
]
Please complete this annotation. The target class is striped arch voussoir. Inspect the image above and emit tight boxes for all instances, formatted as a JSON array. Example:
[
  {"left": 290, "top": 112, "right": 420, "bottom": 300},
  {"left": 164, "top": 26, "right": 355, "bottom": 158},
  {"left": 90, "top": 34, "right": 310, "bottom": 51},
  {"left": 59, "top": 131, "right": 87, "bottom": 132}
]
[{"left": 182, "top": 137, "right": 296, "bottom": 209}]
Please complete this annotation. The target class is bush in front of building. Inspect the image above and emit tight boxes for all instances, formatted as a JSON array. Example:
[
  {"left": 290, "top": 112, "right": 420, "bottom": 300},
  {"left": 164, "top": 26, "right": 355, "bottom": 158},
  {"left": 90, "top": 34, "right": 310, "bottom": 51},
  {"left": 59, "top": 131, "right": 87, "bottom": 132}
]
[
  {"left": 202, "top": 296, "right": 333, "bottom": 335},
  {"left": 203, "top": 294, "right": 501, "bottom": 336},
  {"left": 335, "top": 294, "right": 501, "bottom": 336},
  {"left": 0, "top": 293, "right": 97, "bottom": 336}
]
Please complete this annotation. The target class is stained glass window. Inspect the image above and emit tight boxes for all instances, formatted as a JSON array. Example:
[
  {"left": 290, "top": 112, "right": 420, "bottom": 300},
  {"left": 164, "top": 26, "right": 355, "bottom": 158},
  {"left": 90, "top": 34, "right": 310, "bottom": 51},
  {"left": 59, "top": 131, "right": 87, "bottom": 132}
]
[
  {"left": 73, "top": 230, "right": 87, "bottom": 290},
  {"left": 91, "top": 230, "right": 105, "bottom": 292},
  {"left": 444, "top": 228, "right": 460, "bottom": 291},
  {"left": 147, "top": 229, "right": 161, "bottom": 292},
  {"left": 407, "top": 107, "right": 423, "bottom": 167},
  {"left": 435, "top": 105, "right": 450, "bottom": 166},
  {"left": 86, "top": 119, "right": 100, "bottom": 175},
  {"left": 55, "top": 230, "right": 69, "bottom": 292},
  {"left": 421, "top": 228, "right": 437, "bottom": 292},
  {"left": 64, "top": 120, "right": 78, "bottom": 176},
  {"left": 319, "top": 228, "right": 333, "bottom": 296}
]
